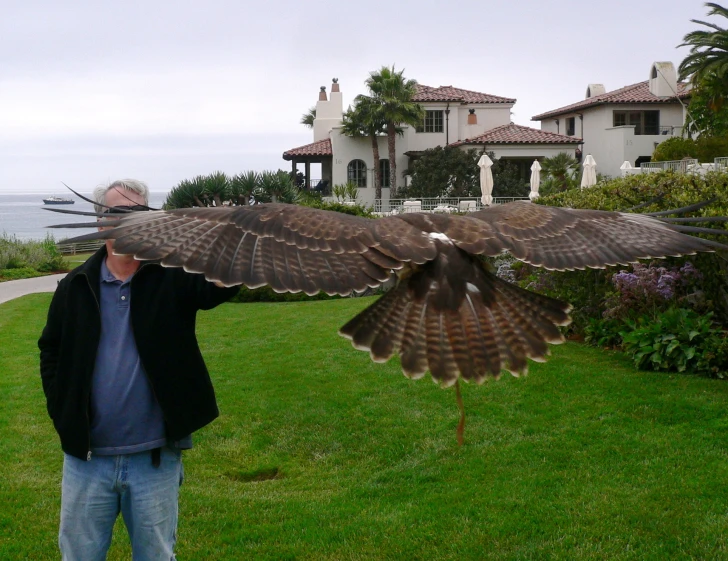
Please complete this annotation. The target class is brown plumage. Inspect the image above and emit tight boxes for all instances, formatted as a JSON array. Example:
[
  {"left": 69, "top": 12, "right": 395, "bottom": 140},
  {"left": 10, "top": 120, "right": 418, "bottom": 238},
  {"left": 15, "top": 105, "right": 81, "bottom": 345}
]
[{"left": 54, "top": 200, "right": 728, "bottom": 388}]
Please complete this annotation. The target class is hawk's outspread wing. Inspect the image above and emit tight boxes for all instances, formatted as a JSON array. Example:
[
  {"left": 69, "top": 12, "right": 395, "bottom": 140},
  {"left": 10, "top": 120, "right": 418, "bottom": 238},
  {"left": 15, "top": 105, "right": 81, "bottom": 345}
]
[{"left": 53, "top": 201, "right": 727, "bottom": 386}]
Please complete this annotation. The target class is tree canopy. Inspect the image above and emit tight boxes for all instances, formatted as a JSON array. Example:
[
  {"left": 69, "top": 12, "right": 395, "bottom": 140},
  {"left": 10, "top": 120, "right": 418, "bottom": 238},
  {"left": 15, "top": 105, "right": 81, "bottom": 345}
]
[
  {"left": 679, "top": 3, "right": 728, "bottom": 135},
  {"left": 366, "top": 66, "right": 424, "bottom": 195},
  {"left": 402, "top": 147, "right": 528, "bottom": 199}
]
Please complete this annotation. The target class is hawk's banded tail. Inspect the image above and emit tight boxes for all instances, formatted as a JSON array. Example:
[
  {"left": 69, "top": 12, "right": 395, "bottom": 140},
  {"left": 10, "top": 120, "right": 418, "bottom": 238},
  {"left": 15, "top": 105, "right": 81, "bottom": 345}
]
[{"left": 339, "top": 253, "right": 572, "bottom": 386}]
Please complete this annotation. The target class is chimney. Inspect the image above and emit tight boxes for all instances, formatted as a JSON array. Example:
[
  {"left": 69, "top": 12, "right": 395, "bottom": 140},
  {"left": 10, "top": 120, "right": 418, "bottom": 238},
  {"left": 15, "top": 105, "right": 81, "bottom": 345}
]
[
  {"left": 649, "top": 62, "right": 677, "bottom": 98},
  {"left": 313, "top": 80, "right": 343, "bottom": 142},
  {"left": 585, "top": 84, "right": 606, "bottom": 99},
  {"left": 467, "top": 108, "right": 477, "bottom": 125}
]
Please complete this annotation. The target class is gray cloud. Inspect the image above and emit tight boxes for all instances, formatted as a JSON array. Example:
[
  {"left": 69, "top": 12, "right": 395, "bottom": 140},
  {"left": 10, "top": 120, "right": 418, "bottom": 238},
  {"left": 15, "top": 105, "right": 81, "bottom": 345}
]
[{"left": 0, "top": 0, "right": 699, "bottom": 192}]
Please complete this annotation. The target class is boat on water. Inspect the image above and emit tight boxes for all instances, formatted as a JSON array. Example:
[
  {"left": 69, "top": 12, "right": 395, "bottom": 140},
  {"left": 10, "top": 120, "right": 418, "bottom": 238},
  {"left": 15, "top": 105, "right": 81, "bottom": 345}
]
[{"left": 43, "top": 196, "right": 75, "bottom": 205}]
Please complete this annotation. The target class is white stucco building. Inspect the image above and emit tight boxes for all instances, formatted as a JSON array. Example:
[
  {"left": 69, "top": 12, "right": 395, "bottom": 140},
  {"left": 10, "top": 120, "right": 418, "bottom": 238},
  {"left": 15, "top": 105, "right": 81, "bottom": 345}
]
[
  {"left": 283, "top": 80, "right": 580, "bottom": 206},
  {"left": 532, "top": 62, "right": 690, "bottom": 179}
]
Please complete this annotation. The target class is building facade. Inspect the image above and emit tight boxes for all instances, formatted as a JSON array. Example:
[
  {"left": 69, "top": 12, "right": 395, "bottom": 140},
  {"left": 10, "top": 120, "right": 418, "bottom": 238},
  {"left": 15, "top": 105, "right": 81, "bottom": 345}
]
[
  {"left": 532, "top": 62, "right": 690, "bottom": 179},
  {"left": 284, "top": 80, "right": 580, "bottom": 206}
]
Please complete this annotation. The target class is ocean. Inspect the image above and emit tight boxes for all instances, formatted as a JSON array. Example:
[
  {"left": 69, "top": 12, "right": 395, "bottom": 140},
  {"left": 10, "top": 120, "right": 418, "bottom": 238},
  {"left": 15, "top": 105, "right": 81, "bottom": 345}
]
[{"left": 0, "top": 192, "right": 170, "bottom": 241}]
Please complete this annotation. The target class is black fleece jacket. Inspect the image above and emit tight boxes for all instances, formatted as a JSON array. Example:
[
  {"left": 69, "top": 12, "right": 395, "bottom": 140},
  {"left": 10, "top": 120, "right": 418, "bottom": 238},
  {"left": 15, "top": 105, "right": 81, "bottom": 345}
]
[{"left": 38, "top": 247, "right": 239, "bottom": 460}]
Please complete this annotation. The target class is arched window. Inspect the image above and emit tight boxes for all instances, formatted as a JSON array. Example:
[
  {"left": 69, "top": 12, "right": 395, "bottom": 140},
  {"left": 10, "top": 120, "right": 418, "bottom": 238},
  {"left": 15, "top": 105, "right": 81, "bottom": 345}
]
[
  {"left": 347, "top": 159, "right": 367, "bottom": 187},
  {"left": 379, "top": 159, "right": 390, "bottom": 187}
]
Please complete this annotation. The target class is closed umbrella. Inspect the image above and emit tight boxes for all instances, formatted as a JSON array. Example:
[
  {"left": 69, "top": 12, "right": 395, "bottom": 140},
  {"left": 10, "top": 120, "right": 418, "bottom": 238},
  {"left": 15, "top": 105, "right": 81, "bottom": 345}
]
[
  {"left": 581, "top": 154, "right": 597, "bottom": 188},
  {"left": 478, "top": 154, "right": 494, "bottom": 206},
  {"left": 529, "top": 160, "right": 541, "bottom": 200}
]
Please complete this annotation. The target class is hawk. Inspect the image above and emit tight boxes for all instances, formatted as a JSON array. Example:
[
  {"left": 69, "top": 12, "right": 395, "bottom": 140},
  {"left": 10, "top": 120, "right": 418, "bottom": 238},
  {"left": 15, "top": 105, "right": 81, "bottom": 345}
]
[{"left": 50, "top": 200, "right": 728, "bottom": 441}]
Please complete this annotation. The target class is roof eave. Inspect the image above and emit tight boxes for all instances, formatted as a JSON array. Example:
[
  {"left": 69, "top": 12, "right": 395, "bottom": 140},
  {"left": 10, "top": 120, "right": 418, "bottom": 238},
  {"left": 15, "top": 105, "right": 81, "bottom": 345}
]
[{"left": 532, "top": 96, "right": 688, "bottom": 121}]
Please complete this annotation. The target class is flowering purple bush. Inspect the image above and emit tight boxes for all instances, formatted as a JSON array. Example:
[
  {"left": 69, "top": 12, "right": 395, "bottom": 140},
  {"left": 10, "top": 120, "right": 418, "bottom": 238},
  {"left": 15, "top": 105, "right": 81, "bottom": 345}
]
[{"left": 604, "top": 262, "right": 703, "bottom": 319}]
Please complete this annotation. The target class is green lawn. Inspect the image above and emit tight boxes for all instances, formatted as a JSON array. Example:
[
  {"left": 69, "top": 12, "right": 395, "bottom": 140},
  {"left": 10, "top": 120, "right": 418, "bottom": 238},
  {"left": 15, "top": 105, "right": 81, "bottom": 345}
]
[{"left": 1, "top": 295, "right": 727, "bottom": 560}]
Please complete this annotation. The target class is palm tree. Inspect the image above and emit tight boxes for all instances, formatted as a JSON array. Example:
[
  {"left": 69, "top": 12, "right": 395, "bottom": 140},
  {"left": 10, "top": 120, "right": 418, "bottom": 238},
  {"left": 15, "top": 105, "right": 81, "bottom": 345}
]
[
  {"left": 300, "top": 107, "right": 316, "bottom": 129},
  {"left": 366, "top": 66, "right": 424, "bottom": 195},
  {"left": 679, "top": 3, "right": 728, "bottom": 109},
  {"left": 541, "top": 153, "right": 579, "bottom": 192},
  {"left": 341, "top": 95, "right": 387, "bottom": 200}
]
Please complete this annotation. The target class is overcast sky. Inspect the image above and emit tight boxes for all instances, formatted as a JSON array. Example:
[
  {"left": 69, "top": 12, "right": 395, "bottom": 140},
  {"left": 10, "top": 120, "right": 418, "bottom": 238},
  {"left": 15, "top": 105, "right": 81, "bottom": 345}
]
[{"left": 0, "top": 0, "right": 708, "bottom": 193}]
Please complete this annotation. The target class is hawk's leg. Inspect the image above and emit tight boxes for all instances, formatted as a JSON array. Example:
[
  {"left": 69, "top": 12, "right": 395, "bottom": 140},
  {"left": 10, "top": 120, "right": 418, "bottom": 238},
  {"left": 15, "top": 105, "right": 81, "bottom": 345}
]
[{"left": 456, "top": 380, "right": 465, "bottom": 446}]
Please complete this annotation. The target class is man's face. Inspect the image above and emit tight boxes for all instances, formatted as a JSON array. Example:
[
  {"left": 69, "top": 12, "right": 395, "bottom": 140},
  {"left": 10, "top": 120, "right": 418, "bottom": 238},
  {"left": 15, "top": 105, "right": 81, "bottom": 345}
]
[
  {"left": 105, "top": 187, "right": 146, "bottom": 211},
  {"left": 98, "top": 187, "right": 147, "bottom": 232}
]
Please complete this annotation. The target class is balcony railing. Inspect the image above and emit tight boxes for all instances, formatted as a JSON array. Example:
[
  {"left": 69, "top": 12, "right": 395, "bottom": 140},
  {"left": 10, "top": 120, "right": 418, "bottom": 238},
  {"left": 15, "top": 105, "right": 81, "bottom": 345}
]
[
  {"left": 300, "top": 179, "right": 331, "bottom": 196},
  {"left": 715, "top": 157, "right": 728, "bottom": 170},
  {"left": 640, "top": 159, "right": 699, "bottom": 173},
  {"left": 373, "top": 197, "right": 529, "bottom": 214},
  {"left": 625, "top": 125, "right": 683, "bottom": 136}
]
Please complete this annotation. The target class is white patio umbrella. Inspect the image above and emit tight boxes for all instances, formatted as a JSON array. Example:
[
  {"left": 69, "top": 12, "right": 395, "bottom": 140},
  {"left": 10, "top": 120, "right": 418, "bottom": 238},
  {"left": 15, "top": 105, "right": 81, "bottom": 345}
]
[
  {"left": 529, "top": 159, "right": 541, "bottom": 200},
  {"left": 478, "top": 154, "right": 494, "bottom": 206},
  {"left": 580, "top": 154, "right": 597, "bottom": 188}
]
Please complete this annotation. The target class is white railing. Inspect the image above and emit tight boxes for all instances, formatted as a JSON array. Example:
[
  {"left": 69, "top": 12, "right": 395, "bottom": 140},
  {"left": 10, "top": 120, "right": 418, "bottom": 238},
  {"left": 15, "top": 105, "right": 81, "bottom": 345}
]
[
  {"left": 715, "top": 157, "right": 728, "bottom": 170},
  {"left": 373, "top": 197, "right": 529, "bottom": 214},
  {"left": 640, "top": 159, "right": 699, "bottom": 173}
]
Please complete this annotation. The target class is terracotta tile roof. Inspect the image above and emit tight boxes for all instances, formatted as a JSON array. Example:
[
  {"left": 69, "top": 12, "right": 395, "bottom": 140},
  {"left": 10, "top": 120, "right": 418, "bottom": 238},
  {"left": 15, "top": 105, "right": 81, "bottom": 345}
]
[
  {"left": 532, "top": 80, "right": 690, "bottom": 120},
  {"left": 413, "top": 84, "right": 515, "bottom": 104},
  {"left": 282, "top": 138, "right": 332, "bottom": 160},
  {"left": 451, "top": 123, "right": 582, "bottom": 146}
]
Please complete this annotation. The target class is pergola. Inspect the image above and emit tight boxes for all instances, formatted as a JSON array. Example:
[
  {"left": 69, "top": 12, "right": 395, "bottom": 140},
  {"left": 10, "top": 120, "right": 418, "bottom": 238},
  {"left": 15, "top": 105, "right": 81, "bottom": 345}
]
[{"left": 282, "top": 138, "right": 333, "bottom": 192}]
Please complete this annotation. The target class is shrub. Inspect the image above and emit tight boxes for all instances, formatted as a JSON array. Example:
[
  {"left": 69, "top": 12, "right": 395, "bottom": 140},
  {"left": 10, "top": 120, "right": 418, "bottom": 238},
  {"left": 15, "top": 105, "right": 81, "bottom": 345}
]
[
  {"left": 535, "top": 169, "right": 728, "bottom": 327},
  {"left": 603, "top": 262, "right": 705, "bottom": 320},
  {"left": 521, "top": 267, "right": 611, "bottom": 334},
  {"left": 651, "top": 136, "right": 728, "bottom": 163},
  {"left": 298, "top": 198, "right": 374, "bottom": 218},
  {"left": 0, "top": 267, "right": 45, "bottom": 281},
  {"left": 584, "top": 317, "right": 623, "bottom": 348},
  {"left": 0, "top": 234, "right": 68, "bottom": 278},
  {"left": 620, "top": 308, "right": 728, "bottom": 377},
  {"left": 695, "top": 135, "right": 728, "bottom": 163},
  {"left": 651, "top": 137, "right": 699, "bottom": 161}
]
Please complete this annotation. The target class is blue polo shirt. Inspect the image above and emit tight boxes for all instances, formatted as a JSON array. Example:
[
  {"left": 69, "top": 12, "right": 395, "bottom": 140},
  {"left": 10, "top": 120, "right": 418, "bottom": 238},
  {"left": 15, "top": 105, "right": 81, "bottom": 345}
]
[{"left": 90, "top": 258, "right": 191, "bottom": 455}]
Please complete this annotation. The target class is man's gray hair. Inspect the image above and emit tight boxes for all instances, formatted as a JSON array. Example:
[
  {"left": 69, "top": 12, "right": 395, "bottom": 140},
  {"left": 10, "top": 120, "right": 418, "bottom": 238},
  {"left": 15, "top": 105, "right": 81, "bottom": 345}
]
[{"left": 93, "top": 179, "right": 150, "bottom": 213}]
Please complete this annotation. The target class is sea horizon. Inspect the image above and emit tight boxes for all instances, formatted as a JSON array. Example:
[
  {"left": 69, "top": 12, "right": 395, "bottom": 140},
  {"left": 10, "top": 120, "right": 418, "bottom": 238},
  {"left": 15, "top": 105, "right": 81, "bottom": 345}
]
[{"left": 0, "top": 192, "right": 170, "bottom": 241}]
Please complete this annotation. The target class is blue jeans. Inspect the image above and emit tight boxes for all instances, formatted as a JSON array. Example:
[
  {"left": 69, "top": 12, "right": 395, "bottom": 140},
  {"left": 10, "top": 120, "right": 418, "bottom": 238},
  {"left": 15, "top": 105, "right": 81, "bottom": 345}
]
[{"left": 59, "top": 447, "right": 183, "bottom": 561}]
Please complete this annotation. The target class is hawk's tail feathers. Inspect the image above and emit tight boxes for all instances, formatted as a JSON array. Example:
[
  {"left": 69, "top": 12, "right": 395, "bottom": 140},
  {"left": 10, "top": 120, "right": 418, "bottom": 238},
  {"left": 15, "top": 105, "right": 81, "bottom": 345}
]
[{"left": 338, "top": 271, "right": 572, "bottom": 386}]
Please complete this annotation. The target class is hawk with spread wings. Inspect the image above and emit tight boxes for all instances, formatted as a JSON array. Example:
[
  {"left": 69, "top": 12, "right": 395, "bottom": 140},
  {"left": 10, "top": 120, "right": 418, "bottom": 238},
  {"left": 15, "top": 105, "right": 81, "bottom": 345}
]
[{"left": 53, "top": 200, "right": 727, "bottom": 389}]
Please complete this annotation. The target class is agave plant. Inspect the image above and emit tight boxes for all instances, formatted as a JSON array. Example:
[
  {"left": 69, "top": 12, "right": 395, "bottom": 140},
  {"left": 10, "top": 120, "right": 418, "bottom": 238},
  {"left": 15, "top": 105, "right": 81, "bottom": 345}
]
[
  {"left": 331, "top": 182, "right": 360, "bottom": 202},
  {"left": 164, "top": 178, "right": 206, "bottom": 209},
  {"left": 256, "top": 170, "right": 301, "bottom": 204},
  {"left": 202, "top": 171, "right": 230, "bottom": 207},
  {"left": 230, "top": 171, "right": 260, "bottom": 206}
]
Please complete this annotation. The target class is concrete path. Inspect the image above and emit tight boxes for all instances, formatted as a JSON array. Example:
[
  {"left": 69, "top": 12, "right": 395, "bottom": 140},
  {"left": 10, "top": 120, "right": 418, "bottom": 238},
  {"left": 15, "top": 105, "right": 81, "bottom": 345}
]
[{"left": 0, "top": 273, "right": 67, "bottom": 305}]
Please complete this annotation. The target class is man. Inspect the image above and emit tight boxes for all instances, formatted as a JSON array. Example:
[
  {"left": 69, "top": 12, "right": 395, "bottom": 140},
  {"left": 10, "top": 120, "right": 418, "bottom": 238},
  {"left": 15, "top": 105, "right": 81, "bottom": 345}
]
[{"left": 38, "top": 179, "right": 238, "bottom": 560}]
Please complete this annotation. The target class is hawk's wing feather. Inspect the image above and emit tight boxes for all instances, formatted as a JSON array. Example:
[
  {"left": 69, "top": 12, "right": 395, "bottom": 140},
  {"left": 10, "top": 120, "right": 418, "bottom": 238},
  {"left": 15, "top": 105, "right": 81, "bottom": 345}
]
[
  {"left": 58, "top": 204, "right": 439, "bottom": 295},
  {"left": 466, "top": 201, "right": 725, "bottom": 270},
  {"left": 49, "top": 199, "right": 727, "bottom": 389}
]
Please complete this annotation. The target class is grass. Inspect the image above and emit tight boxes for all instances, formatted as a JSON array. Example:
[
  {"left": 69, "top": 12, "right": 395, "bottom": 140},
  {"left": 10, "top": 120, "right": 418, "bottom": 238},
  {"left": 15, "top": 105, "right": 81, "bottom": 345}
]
[
  {"left": 63, "top": 251, "right": 94, "bottom": 267},
  {"left": 1, "top": 295, "right": 727, "bottom": 560}
]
